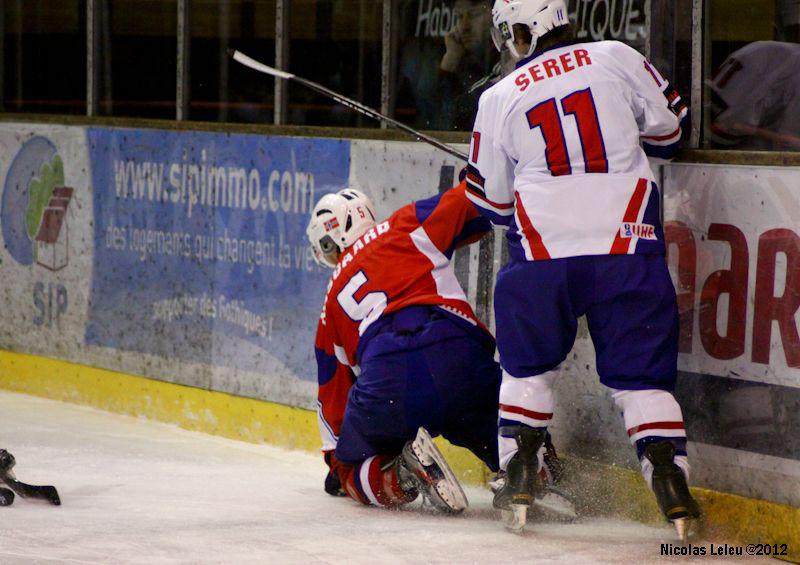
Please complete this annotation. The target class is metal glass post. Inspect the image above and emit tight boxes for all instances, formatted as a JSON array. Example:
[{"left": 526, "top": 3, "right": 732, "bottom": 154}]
[
  {"left": 177, "top": 0, "right": 191, "bottom": 121},
  {"left": 690, "top": 0, "right": 703, "bottom": 148},
  {"left": 274, "top": 0, "right": 289, "bottom": 125},
  {"left": 87, "top": 0, "right": 99, "bottom": 116},
  {"left": 380, "top": 0, "right": 396, "bottom": 128},
  {"left": 0, "top": 4, "right": 4, "bottom": 112},
  {"left": 217, "top": 1, "right": 230, "bottom": 122}
]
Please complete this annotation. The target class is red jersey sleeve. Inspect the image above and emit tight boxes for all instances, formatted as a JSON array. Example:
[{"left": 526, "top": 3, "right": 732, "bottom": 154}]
[
  {"left": 314, "top": 309, "right": 355, "bottom": 453},
  {"left": 411, "top": 181, "right": 491, "bottom": 259}
]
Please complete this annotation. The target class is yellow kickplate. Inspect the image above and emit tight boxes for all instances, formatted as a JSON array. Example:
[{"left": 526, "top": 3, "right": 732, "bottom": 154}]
[{"left": 0, "top": 349, "right": 319, "bottom": 451}]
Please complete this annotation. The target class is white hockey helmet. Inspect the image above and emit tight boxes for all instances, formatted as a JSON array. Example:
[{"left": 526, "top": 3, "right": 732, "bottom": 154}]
[
  {"left": 306, "top": 188, "right": 377, "bottom": 268},
  {"left": 490, "top": 0, "right": 570, "bottom": 60}
]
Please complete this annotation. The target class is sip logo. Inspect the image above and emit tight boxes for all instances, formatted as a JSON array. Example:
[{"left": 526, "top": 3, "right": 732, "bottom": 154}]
[
  {"left": 1, "top": 136, "right": 75, "bottom": 270},
  {"left": 0, "top": 136, "right": 75, "bottom": 329}
]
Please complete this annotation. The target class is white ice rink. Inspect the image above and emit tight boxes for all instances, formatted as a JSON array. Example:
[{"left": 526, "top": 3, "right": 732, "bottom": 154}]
[{"left": 0, "top": 391, "right": 769, "bottom": 565}]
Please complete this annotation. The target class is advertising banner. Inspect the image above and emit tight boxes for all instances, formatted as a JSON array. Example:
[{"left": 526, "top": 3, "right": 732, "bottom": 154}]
[
  {"left": 664, "top": 163, "right": 800, "bottom": 506},
  {"left": 0, "top": 125, "right": 93, "bottom": 360},
  {"left": 85, "top": 128, "right": 349, "bottom": 382}
]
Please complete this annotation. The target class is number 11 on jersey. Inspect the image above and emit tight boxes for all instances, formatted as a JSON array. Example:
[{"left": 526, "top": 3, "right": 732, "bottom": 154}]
[{"left": 526, "top": 87, "right": 608, "bottom": 177}]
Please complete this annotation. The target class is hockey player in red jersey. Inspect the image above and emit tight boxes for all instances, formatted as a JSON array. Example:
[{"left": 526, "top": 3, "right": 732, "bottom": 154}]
[
  {"left": 308, "top": 182, "right": 501, "bottom": 513},
  {"left": 468, "top": 0, "right": 700, "bottom": 538}
]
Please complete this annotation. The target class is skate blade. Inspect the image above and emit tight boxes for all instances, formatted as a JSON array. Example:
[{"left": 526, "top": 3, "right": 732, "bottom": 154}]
[
  {"left": 534, "top": 490, "right": 578, "bottom": 520},
  {"left": 501, "top": 504, "right": 528, "bottom": 533},
  {"left": 673, "top": 517, "right": 700, "bottom": 543},
  {"left": 412, "top": 427, "right": 468, "bottom": 513},
  {"left": 488, "top": 475, "right": 504, "bottom": 494}
]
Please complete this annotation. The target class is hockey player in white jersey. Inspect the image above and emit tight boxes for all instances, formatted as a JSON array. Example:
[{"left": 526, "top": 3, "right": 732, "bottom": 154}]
[
  {"left": 465, "top": 0, "right": 699, "bottom": 538},
  {"left": 709, "top": 41, "right": 800, "bottom": 150}
]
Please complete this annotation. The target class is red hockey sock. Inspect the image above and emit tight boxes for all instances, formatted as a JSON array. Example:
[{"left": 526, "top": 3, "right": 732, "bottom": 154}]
[{"left": 335, "top": 454, "right": 419, "bottom": 508}]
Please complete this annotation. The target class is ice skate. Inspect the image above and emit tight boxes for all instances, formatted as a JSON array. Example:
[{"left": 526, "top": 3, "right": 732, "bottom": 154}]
[
  {"left": 644, "top": 441, "right": 701, "bottom": 542},
  {"left": 493, "top": 427, "right": 546, "bottom": 533},
  {"left": 396, "top": 427, "right": 468, "bottom": 514},
  {"left": 490, "top": 468, "right": 577, "bottom": 521}
]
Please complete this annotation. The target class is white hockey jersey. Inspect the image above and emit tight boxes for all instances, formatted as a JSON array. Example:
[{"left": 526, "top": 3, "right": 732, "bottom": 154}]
[
  {"left": 466, "top": 40, "right": 687, "bottom": 261},
  {"left": 709, "top": 41, "right": 800, "bottom": 151}
]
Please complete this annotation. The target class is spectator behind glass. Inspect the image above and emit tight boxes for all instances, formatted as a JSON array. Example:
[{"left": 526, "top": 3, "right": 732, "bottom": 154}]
[
  {"left": 397, "top": 0, "right": 495, "bottom": 131},
  {"left": 709, "top": 41, "right": 800, "bottom": 151}
]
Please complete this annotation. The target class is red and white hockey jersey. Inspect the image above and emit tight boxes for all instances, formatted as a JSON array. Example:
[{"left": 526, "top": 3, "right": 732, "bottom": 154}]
[
  {"left": 466, "top": 40, "right": 687, "bottom": 261},
  {"left": 314, "top": 182, "right": 490, "bottom": 451}
]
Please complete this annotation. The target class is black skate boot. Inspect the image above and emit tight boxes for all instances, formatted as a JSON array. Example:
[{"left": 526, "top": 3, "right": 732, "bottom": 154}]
[
  {"left": 644, "top": 441, "right": 701, "bottom": 542},
  {"left": 489, "top": 433, "right": 577, "bottom": 522},
  {"left": 396, "top": 427, "right": 468, "bottom": 514},
  {"left": 493, "top": 427, "right": 546, "bottom": 532}
]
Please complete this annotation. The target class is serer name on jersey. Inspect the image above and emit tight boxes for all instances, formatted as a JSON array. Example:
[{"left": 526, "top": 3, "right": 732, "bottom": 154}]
[{"left": 515, "top": 48, "right": 592, "bottom": 91}]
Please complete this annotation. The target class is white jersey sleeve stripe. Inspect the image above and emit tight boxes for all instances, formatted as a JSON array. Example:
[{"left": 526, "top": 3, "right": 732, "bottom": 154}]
[{"left": 410, "top": 226, "right": 468, "bottom": 301}]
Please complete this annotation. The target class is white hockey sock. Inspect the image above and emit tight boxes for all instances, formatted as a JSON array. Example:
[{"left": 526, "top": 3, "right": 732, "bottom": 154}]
[
  {"left": 612, "top": 388, "right": 689, "bottom": 487},
  {"left": 498, "top": 369, "right": 557, "bottom": 471}
]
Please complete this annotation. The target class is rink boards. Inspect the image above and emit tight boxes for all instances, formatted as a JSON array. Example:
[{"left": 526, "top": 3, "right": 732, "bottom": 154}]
[{"left": 0, "top": 122, "right": 798, "bottom": 548}]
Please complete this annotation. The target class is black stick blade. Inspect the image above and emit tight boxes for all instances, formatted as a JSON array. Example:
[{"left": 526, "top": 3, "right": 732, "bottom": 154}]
[{"left": 3, "top": 477, "right": 61, "bottom": 506}]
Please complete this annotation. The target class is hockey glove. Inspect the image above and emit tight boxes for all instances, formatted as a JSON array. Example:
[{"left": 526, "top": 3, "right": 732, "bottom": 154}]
[{"left": 323, "top": 451, "right": 346, "bottom": 497}]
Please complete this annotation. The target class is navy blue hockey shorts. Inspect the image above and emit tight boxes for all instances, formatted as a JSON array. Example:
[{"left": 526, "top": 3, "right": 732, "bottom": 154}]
[
  {"left": 334, "top": 306, "right": 501, "bottom": 471},
  {"left": 493, "top": 254, "right": 679, "bottom": 391}
]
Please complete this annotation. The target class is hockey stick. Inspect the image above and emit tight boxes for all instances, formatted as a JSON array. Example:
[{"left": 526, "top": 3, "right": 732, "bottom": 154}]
[
  {"left": 1, "top": 475, "right": 61, "bottom": 505},
  {"left": 230, "top": 50, "right": 469, "bottom": 162},
  {"left": 0, "top": 450, "right": 60, "bottom": 505}
]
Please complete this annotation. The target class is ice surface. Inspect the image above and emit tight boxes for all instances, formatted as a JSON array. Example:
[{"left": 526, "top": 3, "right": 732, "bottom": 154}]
[{"left": 0, "top": 391, "right": 766, "bottom": 564}]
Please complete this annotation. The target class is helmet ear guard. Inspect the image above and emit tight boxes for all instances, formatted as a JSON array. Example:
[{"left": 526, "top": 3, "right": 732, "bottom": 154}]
[
  {"left": 318, "top": 234, "right": 338, "bottom": 255},
  {"left": 314, "top": 234, "right": 341, "bottom": 268}
]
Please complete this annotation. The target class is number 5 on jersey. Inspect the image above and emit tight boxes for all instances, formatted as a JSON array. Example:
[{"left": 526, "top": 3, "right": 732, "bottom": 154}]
[{"left": 337, "top": 271, "right": 388, "bottom": 327}]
